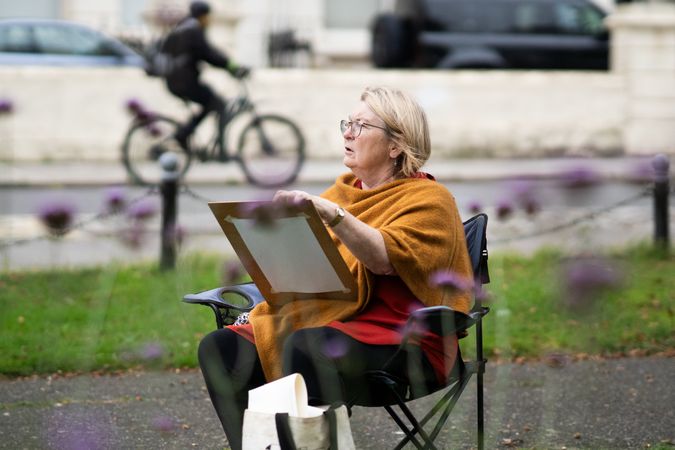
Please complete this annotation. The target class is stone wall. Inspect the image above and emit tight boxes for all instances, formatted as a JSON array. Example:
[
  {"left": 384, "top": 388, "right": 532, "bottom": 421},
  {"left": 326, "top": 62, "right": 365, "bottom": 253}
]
[{"left": 0, "top": 68, "right": 627, "bottom": 161}]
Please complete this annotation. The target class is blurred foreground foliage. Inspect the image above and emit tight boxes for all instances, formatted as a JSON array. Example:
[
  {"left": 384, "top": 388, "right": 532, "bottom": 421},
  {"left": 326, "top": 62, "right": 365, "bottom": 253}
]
[{"left": 0, "top": 246, "right": 673, "bottom": 376}]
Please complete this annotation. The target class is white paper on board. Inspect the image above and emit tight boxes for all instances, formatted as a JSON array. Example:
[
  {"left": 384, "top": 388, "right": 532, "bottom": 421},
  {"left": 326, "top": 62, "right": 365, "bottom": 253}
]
[{"left": 231, "top": 216, "right": 348, "bottom": 294}]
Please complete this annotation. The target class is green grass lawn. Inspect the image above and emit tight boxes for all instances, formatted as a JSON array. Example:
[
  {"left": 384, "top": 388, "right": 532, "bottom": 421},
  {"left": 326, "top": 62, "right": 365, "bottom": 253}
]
[{"left": 1, "top": 247, "right": 673, "bottom": 376}]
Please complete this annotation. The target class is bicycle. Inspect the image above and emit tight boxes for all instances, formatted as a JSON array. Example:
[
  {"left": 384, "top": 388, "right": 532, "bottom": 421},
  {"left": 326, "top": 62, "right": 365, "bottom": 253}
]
[{"left": 121, "top": 80, "right": 305, "bottom": 188}]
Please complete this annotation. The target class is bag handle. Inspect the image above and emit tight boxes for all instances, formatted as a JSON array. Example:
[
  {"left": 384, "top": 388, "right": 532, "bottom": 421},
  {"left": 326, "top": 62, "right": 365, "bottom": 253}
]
[
  {"left": 274, "top": 413, "right": 297, "bottom": 450},
  {"left": 274, "top": 407, "right": 341, "bottom": 450},
  {"left": 325, "top": 408, "right": 339, "bottom": 449}
]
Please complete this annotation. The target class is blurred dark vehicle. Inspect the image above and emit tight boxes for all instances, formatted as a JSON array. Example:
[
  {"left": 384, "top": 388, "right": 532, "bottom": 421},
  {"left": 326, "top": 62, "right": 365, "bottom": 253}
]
[
  {"left": 371, "top": 0, "right": 609, "bottom": 70},
  {"left": 0, "top": 19, "right": 144, "bottom": 67}
]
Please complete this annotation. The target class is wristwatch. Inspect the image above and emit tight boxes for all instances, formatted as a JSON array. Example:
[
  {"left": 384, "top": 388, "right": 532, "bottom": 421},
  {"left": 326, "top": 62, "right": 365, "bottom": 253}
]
[{"left": 327, "top": 207, "right": 346, "bottom": 227}]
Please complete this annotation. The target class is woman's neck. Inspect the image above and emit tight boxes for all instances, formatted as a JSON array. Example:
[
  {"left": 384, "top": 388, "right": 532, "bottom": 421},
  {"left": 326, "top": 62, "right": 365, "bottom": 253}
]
[{"left": 361, "top": 171, "right": 400, "bottom": 190}]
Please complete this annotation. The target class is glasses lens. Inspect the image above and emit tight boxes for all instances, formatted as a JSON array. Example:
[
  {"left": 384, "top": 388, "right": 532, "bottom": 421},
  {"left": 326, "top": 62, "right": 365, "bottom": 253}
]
[{"left": 340, "top": 120, "right": 362, "bottom": 137}]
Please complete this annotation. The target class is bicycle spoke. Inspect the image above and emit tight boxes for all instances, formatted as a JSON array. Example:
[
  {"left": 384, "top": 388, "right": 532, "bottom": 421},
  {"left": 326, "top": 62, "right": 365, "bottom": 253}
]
[
  {"left": 122, "top": 117, "right": 192, "bottom": 186},
  {"left": 237, "top": 114, "right": 305, "bottom": 188}
]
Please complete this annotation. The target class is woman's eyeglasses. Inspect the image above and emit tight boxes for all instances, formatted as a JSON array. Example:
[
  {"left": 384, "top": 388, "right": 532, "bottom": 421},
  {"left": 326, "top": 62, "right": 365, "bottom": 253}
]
[{"left": 340, "top": 120, "right": 388, "bottom": 137}]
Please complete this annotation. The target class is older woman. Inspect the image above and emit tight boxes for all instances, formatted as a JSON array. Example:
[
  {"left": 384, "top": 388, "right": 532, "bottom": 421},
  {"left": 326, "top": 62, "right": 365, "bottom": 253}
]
[{"left": 198, "top": 86, "right": 472, "bottom": 450}]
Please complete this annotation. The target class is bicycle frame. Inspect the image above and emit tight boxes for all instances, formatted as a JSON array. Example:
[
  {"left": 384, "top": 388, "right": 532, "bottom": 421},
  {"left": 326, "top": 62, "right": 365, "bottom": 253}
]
[{"left": 200, "top": 80, "right": 258, "bottom": 162}]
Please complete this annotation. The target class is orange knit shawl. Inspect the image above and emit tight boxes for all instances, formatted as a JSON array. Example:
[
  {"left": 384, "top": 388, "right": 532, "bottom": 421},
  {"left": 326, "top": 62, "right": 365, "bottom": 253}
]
[{"left": 249, "top": 173, "right": 473, "bottom": 380}]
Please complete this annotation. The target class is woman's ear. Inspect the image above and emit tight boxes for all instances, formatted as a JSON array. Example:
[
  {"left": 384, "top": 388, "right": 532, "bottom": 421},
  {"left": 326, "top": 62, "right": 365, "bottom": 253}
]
[{"left": 388, "top": 144, "right": 402, "bottom": 160}]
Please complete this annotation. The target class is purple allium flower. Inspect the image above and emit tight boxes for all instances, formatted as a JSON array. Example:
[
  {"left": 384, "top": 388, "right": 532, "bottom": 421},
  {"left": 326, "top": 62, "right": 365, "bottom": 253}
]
[
  {"left": 466, "top": 200, "right": 483, "bottom": 215},
  {"left": 652, "top": 154, "right": 670, "bottom": 182},
  {"left": 402, "top": 318, "right": 430, "bottom": 340},
  {"left": 139, "top": 341, "right": 164, "bottom": 361},
  {"left": 429, "top": 270, "right": 475, "bottom": 293},
  {"left": 558, "top": 166, "right": 602, "bottom": 189},
  {"left": 521, "top": 197, "right": 540, "bottom": 216},
  {"left": 495, "top": 198, "right": 514, "bottom": 221},
  {"left": 135, "top": 108, "right": 156, "bottom": 124},
  {"left": 507, "top": 179, "right": 541, "bottom": 216},
  {"left": 323, "top": 335, "right": 349, "bottom": 358},
  {"left": 125, "top": 98, "right": 144, "bottom": 115},
  {"left": 166, "top": 224, "right": 186, "bottom": 246},
  {"left": 0, "top": 98, "right": 14, "bottom": 114},
  {"left": 626, "top": 159, "right": 655, "bottom": 184},
  {"left": 151, "top": 415, "right": 177, "bottom": 433},
  {"left": 37, "top": 200, "right": 77, "bottom": 235},
  {"left": 103, "top": 186, "right": 126, "bottom": 213},
  {"left": 119, "top": 222, "right": 146, "bottom": 249},
  {"left": 46, "top": 410, "right": 113, "bottom": 450},
  {"left": 222, "top": 260, "right": 245, "bottom": 284},
  {"left": 559, "top": 257, "right": 623, "bottom": 310},
  {"left": 238, "top": 202, "right": 286, "bottom": 228},
  {"left": 127, "top": 198, "right": 158, "bottom": 221},
  {"left": 146, "top": 123, "right": 162, "bottom": 137},
  {"left": 473, "top": 285, "right": 492, "bottom": 303},
  {"left": 508, "top": 179, "right": 535, "bottom": 198}
]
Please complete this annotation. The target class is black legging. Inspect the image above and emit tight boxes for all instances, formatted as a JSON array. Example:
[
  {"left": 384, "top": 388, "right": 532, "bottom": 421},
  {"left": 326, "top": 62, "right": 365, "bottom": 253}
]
[
  {"left": 167, "top": 81, "right": 226, "bottom": 143},
  {"left": 198, "top": 326, "right": 438, "bottom": 450}
]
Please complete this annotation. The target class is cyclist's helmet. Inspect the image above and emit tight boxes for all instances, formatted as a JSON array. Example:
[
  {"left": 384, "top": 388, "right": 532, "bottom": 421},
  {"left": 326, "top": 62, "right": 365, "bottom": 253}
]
[{"left": 190, "top": 1, "right": 211, "bottom": 18}]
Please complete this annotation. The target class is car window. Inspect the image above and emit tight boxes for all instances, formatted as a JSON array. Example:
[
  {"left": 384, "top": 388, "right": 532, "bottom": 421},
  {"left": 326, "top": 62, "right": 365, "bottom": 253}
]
[
  {"left": 513, "top": 3, "right": 557, "bottom": 33},
  {"left": 0, "top": 24, "right": 35, "bottom": 52},
  {"left": 32, "top": 24, "right": 118, "bottom": 56},
  {"left": 425, "top": 1, "right": 513, "bottom": 33},
  {"left": 425, "top": 0, "right": 557, "bottom": 34},
  {"left": 554, "top": 3, "right": 605, "bottom": 35}
]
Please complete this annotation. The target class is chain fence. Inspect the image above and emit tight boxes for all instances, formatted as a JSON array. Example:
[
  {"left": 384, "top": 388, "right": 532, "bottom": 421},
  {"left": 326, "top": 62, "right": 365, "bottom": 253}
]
[
  {"left": 0, "top": 187, "right": 158, "bottom": 250},
  {"left": 490, "top": 186, "right": 655, "bottom": 244},
  {"left": 0, "top": 182, "right": 672, "bottom": 252}
]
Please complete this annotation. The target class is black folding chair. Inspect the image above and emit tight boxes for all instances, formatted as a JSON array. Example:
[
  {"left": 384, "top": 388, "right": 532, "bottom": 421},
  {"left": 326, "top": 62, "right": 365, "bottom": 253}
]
[{"left": 183, "top": 213, "right": 490, "bottom": 449}]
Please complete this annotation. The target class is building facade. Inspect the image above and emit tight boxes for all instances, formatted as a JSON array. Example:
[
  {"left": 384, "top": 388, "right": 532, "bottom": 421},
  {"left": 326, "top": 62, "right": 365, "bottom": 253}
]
[{"left": 0, "top": 0, "right": 617, "bottom": 68}]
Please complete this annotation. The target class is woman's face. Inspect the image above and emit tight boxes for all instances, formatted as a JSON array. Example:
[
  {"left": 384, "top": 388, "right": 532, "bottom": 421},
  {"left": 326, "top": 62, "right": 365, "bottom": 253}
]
[{"left": 342, "top": 101, "right": 398, "bottom": 186}]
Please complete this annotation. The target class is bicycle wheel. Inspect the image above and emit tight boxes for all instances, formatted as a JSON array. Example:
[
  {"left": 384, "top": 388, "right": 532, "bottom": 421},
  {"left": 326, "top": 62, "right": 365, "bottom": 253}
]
[
  {"left": 237, "top": 114, "right": 305, "bottom": 188},
  {"left": 121, "top": 115, "right": 192, "bottom": 186}
]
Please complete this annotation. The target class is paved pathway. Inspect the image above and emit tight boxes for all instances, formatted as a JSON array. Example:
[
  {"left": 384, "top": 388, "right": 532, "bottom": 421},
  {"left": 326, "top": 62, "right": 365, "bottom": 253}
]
[{"left": 1, "top": 356, "right": 673, "bottom": 449}]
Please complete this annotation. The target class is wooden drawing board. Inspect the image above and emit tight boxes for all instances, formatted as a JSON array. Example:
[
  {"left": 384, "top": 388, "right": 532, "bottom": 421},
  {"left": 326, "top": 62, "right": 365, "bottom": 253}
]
[{"left": 208, "top": 201, "right": 358, "bottom": 305}]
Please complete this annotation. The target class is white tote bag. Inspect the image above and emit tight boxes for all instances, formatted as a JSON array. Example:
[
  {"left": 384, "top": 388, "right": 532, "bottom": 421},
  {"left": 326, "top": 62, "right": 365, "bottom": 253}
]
[
  {"left": 242, "top": 373, "right": 355, "bottom": 449},
  {"left": 242, "top": 404, "right": 355, "bottom": 450}
]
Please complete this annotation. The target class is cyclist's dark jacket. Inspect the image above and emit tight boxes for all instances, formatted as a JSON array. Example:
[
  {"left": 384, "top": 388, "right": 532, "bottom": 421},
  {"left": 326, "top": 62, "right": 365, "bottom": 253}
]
[{"left": 162, "top": 17, "right": 230, "bottom": 92}]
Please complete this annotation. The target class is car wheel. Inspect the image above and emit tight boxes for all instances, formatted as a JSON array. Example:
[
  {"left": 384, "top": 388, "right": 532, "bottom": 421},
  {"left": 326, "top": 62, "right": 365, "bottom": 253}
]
[{"left": 371, "top": 14, "right": 416, "bottom": 68}]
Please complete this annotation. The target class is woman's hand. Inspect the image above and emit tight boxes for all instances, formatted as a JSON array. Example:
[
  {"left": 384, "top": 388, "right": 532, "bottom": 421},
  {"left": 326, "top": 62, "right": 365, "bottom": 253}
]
[
  {"left": 273, "top": 190, "right": 339, "bottom": 225},
  {"left": 273, "top": 190, "right": 396, "bottom": 275}
]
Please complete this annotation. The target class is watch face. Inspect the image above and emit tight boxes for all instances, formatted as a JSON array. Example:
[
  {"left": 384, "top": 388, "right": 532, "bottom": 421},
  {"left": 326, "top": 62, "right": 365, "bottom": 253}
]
[{"left": 329, "top": 207, "right": 345, "bottom": 227}]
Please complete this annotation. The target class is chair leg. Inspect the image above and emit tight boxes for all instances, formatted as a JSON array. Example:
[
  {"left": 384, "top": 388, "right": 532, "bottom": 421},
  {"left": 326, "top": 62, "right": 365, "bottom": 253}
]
[
  {"left": 388, "top": 401, "right": 438, "bottom": 450},
  {"left": 477, "top": 370, "right": 485, "bottom": 450},
  {"left": 428, "top": 373, "right": 474, "bottom": 442},
  {"left": 385, "top": 405, "right": 427, "bottom": 450},
  {"left": 390, "top": 375, "right": 472, "bottom": 450},
  {"left": 475, "top": 318, "right": 487, "bottom": 450}
]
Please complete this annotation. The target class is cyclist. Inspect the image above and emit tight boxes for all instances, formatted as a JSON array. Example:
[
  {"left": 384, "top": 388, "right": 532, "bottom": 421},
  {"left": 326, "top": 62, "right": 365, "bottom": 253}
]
[{"left": 161, "top": 0, "right": 250, "bottom": 151}]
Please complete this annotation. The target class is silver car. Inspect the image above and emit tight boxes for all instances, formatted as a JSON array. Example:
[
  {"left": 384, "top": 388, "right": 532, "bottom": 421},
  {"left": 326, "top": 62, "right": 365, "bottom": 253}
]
[{"left": 0, "top": 18, "right": 144, "bottom": 67}]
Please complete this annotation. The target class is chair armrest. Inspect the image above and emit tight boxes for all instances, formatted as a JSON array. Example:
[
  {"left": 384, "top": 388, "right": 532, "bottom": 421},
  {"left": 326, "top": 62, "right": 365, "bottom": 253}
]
[
  {"left": 406, "top": 305, "right": 490, "bottom": 337},
  {"left": 182, "top": 282, "right": 265, "bottom": 312}
]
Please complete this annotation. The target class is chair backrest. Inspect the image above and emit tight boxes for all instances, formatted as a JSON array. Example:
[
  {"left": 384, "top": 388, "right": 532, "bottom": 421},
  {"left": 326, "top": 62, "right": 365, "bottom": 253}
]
[{"left": 463, "top": 213, "right": 490, "bottom": 285}]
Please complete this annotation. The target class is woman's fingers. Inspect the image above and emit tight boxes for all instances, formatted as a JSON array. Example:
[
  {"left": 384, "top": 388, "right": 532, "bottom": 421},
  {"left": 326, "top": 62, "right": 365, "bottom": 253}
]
[
  {"left": 273, "top": 191, "right": 336, "bottom": 222},
  {"left": 273, "top": 190, "right": 312, "bottom": 205}
]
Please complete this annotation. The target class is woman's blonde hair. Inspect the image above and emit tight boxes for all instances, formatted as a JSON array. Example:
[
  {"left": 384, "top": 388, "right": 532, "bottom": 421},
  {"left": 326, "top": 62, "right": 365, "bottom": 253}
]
[{"left": 361, "top": 86, "right": 431, "bottom": 177}]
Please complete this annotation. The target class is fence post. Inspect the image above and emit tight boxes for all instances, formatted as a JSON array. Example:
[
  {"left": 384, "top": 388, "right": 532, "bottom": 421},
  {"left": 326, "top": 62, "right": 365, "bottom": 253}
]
[
  {"left": 652, "top": 154, "right": 670, "bottom": 250},
  {"left": 159, "top": 153, "right": 179, "bottom": 271}
]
